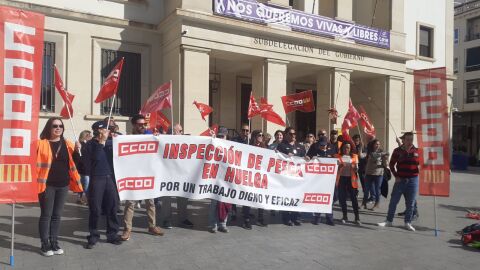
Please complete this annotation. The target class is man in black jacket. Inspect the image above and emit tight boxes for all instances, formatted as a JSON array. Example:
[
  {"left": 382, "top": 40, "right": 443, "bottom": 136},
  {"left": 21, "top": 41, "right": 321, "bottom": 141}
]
[{"left": 83, "top": 121, "right": 122, "bottom": 249}]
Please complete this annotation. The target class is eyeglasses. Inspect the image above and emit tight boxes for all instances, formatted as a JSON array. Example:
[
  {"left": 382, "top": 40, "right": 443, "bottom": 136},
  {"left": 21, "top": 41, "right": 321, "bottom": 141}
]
[{"left": 52, "top": 124, "right": 64, "bottom": 129}]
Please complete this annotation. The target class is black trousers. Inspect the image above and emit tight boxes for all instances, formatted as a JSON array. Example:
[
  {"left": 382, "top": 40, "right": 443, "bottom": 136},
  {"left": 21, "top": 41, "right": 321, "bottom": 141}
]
[
  {"left": 87, "top": 175, "right": 120, "bottom": 244},
  {"left": 281, "top": 211, "right": 299, "bottom": 223},
  {"left": 338, "top": 176, "right": 360, "bottom": 220},
  {"left": 242, "top": 206, "right": 265, "bottom": 222},
  {"left": 38, "top": 185, "right": 69, "bottom": 245}
]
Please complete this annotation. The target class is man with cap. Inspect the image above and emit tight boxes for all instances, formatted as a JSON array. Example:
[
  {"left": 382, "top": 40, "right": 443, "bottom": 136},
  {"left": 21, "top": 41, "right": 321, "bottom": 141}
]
[
  {"left": 306, "top": 136, "right": 336, "bottom": 226},
  {"left": 121, "top": 114, "right": 164, "bottom": 241},
  {"left": 83, "top": 121, "right": 122, "bottom": 249},
  {"left": 328, "top": 129, "right": 341, "bottom": 155}
]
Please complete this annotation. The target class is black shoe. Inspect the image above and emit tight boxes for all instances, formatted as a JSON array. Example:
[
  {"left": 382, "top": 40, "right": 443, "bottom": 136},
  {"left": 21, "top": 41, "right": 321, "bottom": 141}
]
[
  {"left": 163, "top": 221, "right": 173, "bottom": 229},
  {"left": 107, "top": 238, "right": 122, "bottom": 245},
  {"left": 84, "top": 242, "right": 96, "bottom": 249},
  {"left": 257, "top": 220, "right": 268, "bottom": 227},
  {"left": 285, "top": 221, "right": 293, "bottom": 226},
  {"left": 181, "top": 219, "right": 194, "bottom": 228},
  {"left": 243, "top": 219, "right": 252, "bottom": 230},
  {"left": 293, "top": 220, "right": 302, "bottom": 226},
  {"left": 312, "top": 216, "right": 320, "bottom": 225},
  {"left": 398, "top": 211, "right": 406, "bottom": 216},
  {"left": 326, "top": 220, "right": 335, "bottom": 226}
]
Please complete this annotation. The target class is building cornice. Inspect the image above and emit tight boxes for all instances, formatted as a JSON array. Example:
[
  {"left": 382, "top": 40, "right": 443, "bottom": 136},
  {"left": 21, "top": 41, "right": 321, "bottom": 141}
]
[
  {"left": 164, "top": 8, "right": 415, "bottom": 63},
  {"left": 0, "top": 0, "right": 157, "bottom": 31}
]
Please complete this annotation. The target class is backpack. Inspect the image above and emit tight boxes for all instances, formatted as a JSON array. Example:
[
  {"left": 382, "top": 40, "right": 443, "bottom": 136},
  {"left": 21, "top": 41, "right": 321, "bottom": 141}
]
[{"left": 460, "top": 223, "right": 480, "bottom": 245}]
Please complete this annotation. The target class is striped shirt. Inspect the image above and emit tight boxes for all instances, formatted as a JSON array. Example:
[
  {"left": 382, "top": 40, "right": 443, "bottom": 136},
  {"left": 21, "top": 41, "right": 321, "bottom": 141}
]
[{"left": 389, "top": 145, "right": 419, "bottom": 178}]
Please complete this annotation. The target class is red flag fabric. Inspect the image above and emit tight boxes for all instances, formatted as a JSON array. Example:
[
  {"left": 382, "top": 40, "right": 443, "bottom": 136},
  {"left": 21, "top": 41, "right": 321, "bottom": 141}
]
[
  {"left": 281, "top": 90, "right": 315, "bottom": 113},
  {"left": 94, "top": 57, "right": 125, "bottom": 103},
  {"left": 148, "top": 111, "right": 171, "bottom": 132},
  {"left": 200, "top": 124, "right": 219, "bottom": 137},
  {"left": 259, "top": 98, "right": 286, "bottom": 127},
  {"left": 248, "top": 92, "right": 261, "bottom": 119},
  {"left": 140, "top": 81, "right": 172, "bottom": 114},
  {"left": 341, "top": 99, "right": 361, "bottom": 142},
  {"left": 193, "top": 101, "right": 213, "bottom": 121},
  {"left": 358, "top": 106, "right": 375, "bottom": 138},
  {"left": 0, "top": 6, "right": 44, "bottom": 203},
  {"left": 54, "top": 66, "right": 75, "bottom": 118},
  {"left": 414, "top": 68, "right": 450, "bottom": 197}
]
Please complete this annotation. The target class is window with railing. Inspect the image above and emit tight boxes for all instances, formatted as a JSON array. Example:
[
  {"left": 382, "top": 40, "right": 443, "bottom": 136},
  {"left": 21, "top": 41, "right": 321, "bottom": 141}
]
[
  {"left": 466, "top": 46, "right": 480, "bottom": 72},
  {"left": 100, "top": 49, "right": 141, "bottom": 116},
  {"left": 40, "top": 41, "right": 56, "bottom": 112},
  {"left": 466, "top": 79, "right": 480, "bottom": 104},
  {"left": 466, "top": 16, "right": 480, "bottom": 41}
]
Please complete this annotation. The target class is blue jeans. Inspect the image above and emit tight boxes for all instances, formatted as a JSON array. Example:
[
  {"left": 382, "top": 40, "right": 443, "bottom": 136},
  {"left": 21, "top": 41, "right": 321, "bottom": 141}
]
[
  {"left": 208, "top": 200, "right": 227, "bottom": 229},
  {"left": 366, "top": 175, "right": 383, "bottom": 203},
  {"left": 386, "top": 176, "right": 419, "bottom": 223},
  {"left": 79, "top": 175, "right": 90, "bottom": 197}
]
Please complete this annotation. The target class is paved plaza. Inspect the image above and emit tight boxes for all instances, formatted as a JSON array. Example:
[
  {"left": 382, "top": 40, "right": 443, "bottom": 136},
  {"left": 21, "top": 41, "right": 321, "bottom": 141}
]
[{"left": 0, "top": 171, "right": 478, "bottom": 270}]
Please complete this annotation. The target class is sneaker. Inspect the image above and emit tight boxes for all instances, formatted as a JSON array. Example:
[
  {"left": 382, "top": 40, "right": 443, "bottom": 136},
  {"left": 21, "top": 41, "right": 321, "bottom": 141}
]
[
  {"left": 412, "top": 213, "right": 419, "bottom": 221},
  {"left": 107, "top": 238, "right": 123, "bottom": 245},
  {"left": 243, "top": 219, "right": 252, "bottom": 230},
  {"left": 41, "top": 243, "right": 54, "bottom": 257},
  {"left": 148, "top": 226, "right": 164, "bottom": 236},
  {"left": 378, "top": 221, "right": 393, "bottom": 227},
  {"left": 284, "top": 220, "right": 293, "bottom": 226},
  {"left": 181, "top": 219, "right": 194, "bottom": 228},
  {"left": 354, "top": 219, "right": 362, "bottom": 226},
  {"left": 405, "top": 223, "right": 416, "bottom": 232},
  {"left": 293, "top": 220, "right": 302, "bottom": 226},
  {"left": 121, "top": 229, "right": 131, "bottom": 241},
  {"left": 341, "top": 219, "right": 347, "bottom": 224},
  {"left": 218, "top": 227, "right": 229, "bottom": 233},
  {"left": 76, "top": 198, "right": 83, "bottom": 205},
  {"left": 51, "top": 243, "right": 64, "bottom": 255},
  {"left": 84, "top": 242, "right": 95, "bottom": 249},
  {"left": 257, "top": 220, "right": 268, "bottom": 227},
  {"left": 163, "top": 221, "right": 173, "bottom": 229},
  {"left": 208, "top": 227, "right": 217, "bottom": 233},
  {"left": 135, "top": 201, "right": 141, "bottom": 209}
]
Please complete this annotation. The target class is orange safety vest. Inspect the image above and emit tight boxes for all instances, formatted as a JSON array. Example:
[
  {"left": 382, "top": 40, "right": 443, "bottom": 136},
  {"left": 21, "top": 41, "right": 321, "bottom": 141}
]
[
  {"left": 36, "top": 139, "right": 83, "bottom": 194},
  {"left": 335, "top": 153, "right": 359, "bottom": 189}
]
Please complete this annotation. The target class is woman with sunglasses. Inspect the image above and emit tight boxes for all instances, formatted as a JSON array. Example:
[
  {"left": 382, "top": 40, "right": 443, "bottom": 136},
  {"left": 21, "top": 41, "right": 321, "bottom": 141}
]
[
  {"left": 303, "top": 133, "right": 316, "bottom": 152},
  {"left": 37, "top": 117, "right": 83, "bottom": 256},
  {"left": 336, "top": 142, "right": 361, "bottom": 225}
]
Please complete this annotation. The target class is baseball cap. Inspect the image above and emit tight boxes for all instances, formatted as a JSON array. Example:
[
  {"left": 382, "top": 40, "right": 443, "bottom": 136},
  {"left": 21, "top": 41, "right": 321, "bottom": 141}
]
[{"left": 92, "top": 121, "right": 107, "bottom": 130}]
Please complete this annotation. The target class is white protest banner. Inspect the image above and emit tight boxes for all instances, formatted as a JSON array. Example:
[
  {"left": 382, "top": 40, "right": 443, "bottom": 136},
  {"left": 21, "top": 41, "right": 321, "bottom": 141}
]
[{"left": 113, "top": 135, "right": 338, "bottom": 213}]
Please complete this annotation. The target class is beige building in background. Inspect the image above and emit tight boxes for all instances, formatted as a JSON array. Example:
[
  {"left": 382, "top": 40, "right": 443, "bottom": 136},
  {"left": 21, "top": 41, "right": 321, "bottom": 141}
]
[
  {"left": 0, "top": 0, "right": 453, "bottom": 152},
  {"left": 454, "top": 0, "right": 480, "bottom": 162}
]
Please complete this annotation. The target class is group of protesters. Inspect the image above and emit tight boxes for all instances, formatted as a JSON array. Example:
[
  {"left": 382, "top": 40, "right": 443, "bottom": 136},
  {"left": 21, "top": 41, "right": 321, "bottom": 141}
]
[{"left": 36, "top": 114, "right": 420, "bottom": 256}]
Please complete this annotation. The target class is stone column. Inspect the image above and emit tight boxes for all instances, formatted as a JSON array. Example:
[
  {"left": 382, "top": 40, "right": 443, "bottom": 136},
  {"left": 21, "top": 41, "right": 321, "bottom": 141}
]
[
  {"left": 316, "top": 68, "right": 352, "bottom": 133},
  {"left": 390, "top": 0, "right": 405, "bottom": 51},
  {"left": 182, "top": 45, "right": 210, "bottom": 135},
  {"left": 386, "top": 76, "right": 405, "bottom": 152},
  {"left": 252, "top": 59, "right": 289, "bottom": 135},
  {"left": 336, "top": 0, "right": 353, "bottom": 21}
]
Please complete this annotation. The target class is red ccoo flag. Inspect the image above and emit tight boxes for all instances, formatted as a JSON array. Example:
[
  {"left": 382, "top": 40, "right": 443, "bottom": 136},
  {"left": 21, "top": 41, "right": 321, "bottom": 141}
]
[
  {"left": 54, "top": 66, "right": 75, "bottom": 119},
  {"left": 248, "top": 92, "right": 261, "bottom": 119},
  {"left": 140, "top": 81, "right": 172, "bottom": 114},
  {"left": 193, "top": 101, "right": 213, "bottom": 120},
  {"left": 259, "top": 98, "right": 286, "bottom": 127},
  {"left": 358, "top": 106, "right": 376, "bottom": 138},
  {"left": 281, "top": 90, "right": 315, "bottom": 113},
  {"left": 200, "top": 124, "right": 219, "bottom": 137},
  {"left": 341, "top": 99, "right": 361, "bottom": 142},
  {"left": 148, "top": 111, "right": 171, "bottom": 132},
  {"left": 95, "top": 57, "right": 125, "bottom": 103}
]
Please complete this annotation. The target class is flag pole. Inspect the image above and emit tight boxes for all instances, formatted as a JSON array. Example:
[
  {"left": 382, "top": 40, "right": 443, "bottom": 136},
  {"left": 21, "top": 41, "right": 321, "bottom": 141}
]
[
  {"left": 170, "top": 80, "right": 174, "bottom": 135},
  {"left": 285, "top": 114, "right": 291, "bottom": 127},
  {"left": 63, "top": 93, "right": 81, "bottom": 156},
  {"left": 106, "top": 94, "right": 116, "bottom": 132},
  {"left": 433, "top": 195, "right": 439, "bottom": 236},
  {"left": 10, "top": 203, "right": 15, "bottom": 266}
]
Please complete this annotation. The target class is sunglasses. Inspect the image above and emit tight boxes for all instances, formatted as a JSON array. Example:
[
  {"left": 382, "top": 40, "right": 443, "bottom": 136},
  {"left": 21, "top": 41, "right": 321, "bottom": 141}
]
[
  {"left": 52, "top": 124, "right": 64, "bottom": 129},
  {"left": 289, "top": 132, "right": 296, "bottom": 136},
  {"left": 136, "top": 123, "right": 148, "bottom": 127},
  {"left": 318, "top": 133, "right": 326, "bottom": 136},
  {"left": 257, "top": 134, "right": 263, "bottom": 137},
  {"left": 242, "top": 129, "right": 249, "bottom": 132}
]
